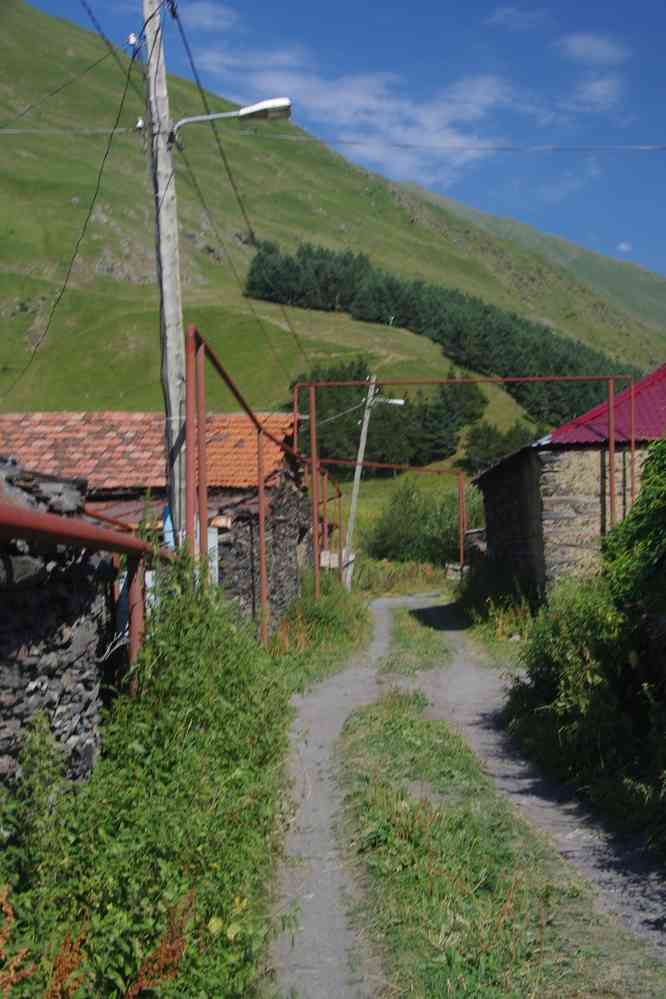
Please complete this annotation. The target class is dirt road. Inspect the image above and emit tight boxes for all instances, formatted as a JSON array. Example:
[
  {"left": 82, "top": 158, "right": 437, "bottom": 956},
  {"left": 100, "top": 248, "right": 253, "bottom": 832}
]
[{"left": 269, "top": 595, "right": 666, "bottom": 997}]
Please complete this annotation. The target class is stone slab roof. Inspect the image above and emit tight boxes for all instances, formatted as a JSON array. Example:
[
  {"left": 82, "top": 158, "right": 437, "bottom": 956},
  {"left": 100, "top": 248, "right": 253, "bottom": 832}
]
[{"left": 0, "top": 412, "right": 294, "bottom": 491}]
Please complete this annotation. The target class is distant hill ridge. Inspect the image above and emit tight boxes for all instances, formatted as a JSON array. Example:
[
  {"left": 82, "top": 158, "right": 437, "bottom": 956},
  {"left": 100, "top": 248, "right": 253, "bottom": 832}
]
[{"left": 0, "top": 0, "right": 663, "bottom": 417}]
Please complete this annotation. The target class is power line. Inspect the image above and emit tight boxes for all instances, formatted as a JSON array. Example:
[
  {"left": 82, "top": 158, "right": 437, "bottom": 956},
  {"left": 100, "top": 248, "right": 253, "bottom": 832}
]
[
  {"left": 175, "top": 145, "right": 296, "bottom": 388},
  {"left": 0, "top": 126, "right": 139, "bottom": 136},
  {"left": 0, "top": 51, "right": 112, "bottom": 131},
  {"left": 0, "top": 52, "right": 139, "bottom": 403},
  {"left": 168, "top": 4, "right": 312, "bottom": 371},
  {"left": 239, "top": 131, "right": 666, "bottom": 154},
  {"left": 78, "top": 0, "right": 153, "bottom": 105}
]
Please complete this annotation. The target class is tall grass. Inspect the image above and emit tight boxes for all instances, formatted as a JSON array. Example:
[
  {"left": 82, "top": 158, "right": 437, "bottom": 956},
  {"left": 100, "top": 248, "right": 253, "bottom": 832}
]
[{"left": 0, "top": 564, "right": 370, "bottom": 995}]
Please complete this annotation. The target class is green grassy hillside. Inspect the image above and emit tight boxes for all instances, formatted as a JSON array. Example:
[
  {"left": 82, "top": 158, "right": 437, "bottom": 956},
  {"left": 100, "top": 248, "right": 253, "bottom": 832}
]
[
  {"left": 403, "top": 182, "right": 666, "bottom": 339},
  {"left": 0, "top": 0, "right": 663, "bottom": 423}
]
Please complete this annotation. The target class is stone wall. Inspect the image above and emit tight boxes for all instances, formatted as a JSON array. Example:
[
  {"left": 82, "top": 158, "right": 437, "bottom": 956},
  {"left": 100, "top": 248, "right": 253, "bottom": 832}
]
[
  {"left": 217, "top": 474, "right": 311, "bottom": 629},
  {"left": 480, "top": 449, "right": 545, "bottom": 591},
  {"left": 539, "top": 445, "right": 648, "bottom": 586},
  {"left": 0, "top": 458, "right": 112, "bottom": 782},
  {"left": 479, "top": 444, "right": 649, "bottom": 592}
]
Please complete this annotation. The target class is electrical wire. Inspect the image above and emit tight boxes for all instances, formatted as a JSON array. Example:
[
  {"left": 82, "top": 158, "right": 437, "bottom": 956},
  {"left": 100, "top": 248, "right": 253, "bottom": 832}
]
[
  {"left": 239, "top": 131, "right": 666, "bottom": 154},
  {"left": 176, "top": 145, "right": 295, "bottom": 389},
  {"left": 300, "top": 400, "right": 366, "bottom": 425},
  {"left": 168, "top": 3, "right": 312, "bottom": 369},
  {"left": 0, "top": 52, "right": 139, "bottom": 402},
  {"left": 0, "top": 51, "right": 112, "bottom": 131},
  {"left": 79, "top": 0, "right": 158, "bottom": 105}
]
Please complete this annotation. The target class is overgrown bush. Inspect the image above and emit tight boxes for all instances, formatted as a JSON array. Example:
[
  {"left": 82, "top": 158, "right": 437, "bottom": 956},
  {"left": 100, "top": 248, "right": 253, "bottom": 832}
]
[
  {"left": 0, "top": 563, "right": 369, "bottom": 995},
  {"left": 506, "top": 443, "right": 666, "bottom": 846},
  {"left": 352, "top": 554, "right": 450, "bottom": 596},
  {"left": 361, "top": 480, "right": 482, "bottom": 567}
]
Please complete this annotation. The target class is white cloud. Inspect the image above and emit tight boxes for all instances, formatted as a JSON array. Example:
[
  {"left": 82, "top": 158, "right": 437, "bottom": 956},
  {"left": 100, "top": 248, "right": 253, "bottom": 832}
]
[
  {"left": 571, "top": 75, "right": 624, "bottom": 111},
  {"left": 556, "top": 33, "right": 631, "bottom": 66},
  {"left": 485, "top": 6, "right": 549, "bottom": 30},
  {"left": 198, "top": 45, "right": 311, "bottom": 74},
  {"left": 617, "top": 241, "right": 633, "bottom": 253},
  {"left": 180, "top": 2, "right": 239, "bottom": 33}
]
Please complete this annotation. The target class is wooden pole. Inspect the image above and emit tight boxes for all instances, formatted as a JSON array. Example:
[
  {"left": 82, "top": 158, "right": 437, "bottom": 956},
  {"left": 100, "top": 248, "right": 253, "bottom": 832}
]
[
  {"left": 143, "top": 0, "right": 186, "bottom": 539},
  {"left": 458, "top": 472, "right": 465, "bottom": 573},
  {"left": 308, "top": 386, "right": 321, "bottom": 599},
  {"left": 128, "top": 555, "right": 145, "bottom": 696},
  {"left": 343, "top": 376, "right": 376, "bottom": 591},
  {"left": 608, "top": 379, "right": 617, "bottom": 529},
  {"left": 257, "top": 431, "right": 269, "bottom": 643},
  {"left": 196, "top": 335, "right": 208, "bottom": 580}
]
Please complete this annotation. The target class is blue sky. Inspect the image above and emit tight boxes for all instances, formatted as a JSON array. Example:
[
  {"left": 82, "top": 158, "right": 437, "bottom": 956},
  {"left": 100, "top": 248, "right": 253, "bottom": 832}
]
[{"left": 32, "top": 0, "right": 666, "bottom": 275}]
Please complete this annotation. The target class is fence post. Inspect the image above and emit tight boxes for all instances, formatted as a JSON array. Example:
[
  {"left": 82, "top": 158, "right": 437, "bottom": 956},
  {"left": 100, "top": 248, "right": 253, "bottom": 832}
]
[
  {"left": 185, "top": 326, "right": 197, "bottom": 554},
  {"left": 337, "top": 491, "right": 343, "bottom": 583},
  {"left": 292, "top": 383, "right": 300, "bottom": 454},
  {"left": 257, "top": 430, "right": 270, "bottom": 645},
  {"left": 308, "top": 386, "right": 321, "bottom": 599},
  {"left": 608, "top": 379, "right": 616, "bottom": 528},
  {"left": 322, "top": 470, "right": 329, "bottom": 552},
  {"left": 630, "top": 378, "right": 636, "bottom": 505},
  {"left": 196, "top": 334, "right": 208, "bottom": 582},
  {"left": 458, "top": 472, "right": 466, "bottom": 574},
  {"left": 128, "top": 555, "right": 145, "bottom": 696}
]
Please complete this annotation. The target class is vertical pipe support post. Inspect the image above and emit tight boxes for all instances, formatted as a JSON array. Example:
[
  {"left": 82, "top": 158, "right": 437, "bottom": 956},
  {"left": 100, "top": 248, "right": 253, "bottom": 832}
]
[
  {"left": 308, "top": 386, "right": 321, "bottom": 599},
  {"left": 457, "top": 472, "right": 466, "bottom": 573},
  {"left": 128, "top": 556, "right": 145, "bottom": 694},
  {"left": 336, "top": 492, "right": 343, "bottom": 582},
  {"left": 292, "top": 384, "right": 300, "bottom": 455},
  {"left": 322, "top": 470, "right": 329, "bottom": 552},
  {"left": 185, "top": 325, "right": 197, "bottom": 554},
  {"left": 608, "top": 379, "right": 616, "bottom": 529},
  {"left": 196, "top": 334, "right": 208, "bottom": 582},
  {"left": 630, "top": 378, "right": 637, "bottom": 505},
  {"left": 257, "top": 430, "right": 270, "bottom": 645}
]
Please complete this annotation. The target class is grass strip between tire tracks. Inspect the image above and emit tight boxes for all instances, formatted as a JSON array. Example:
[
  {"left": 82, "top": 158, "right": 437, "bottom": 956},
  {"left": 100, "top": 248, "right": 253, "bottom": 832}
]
[{"left": 340, "top": 688, "right": 666, "bottom": 998}]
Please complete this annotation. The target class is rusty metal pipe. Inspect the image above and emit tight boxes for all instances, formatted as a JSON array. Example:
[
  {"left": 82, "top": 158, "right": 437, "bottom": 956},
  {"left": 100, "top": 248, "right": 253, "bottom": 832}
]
[
  {"left": 127, "top": 555, "right": 145, "bottom": 667},
  {"left": 292, "top": 383, "right": 300, "bottom": 454},
  {"left": 322, "top": 470, "right": 329, "bottom": 552},
  {"left": 458, "top": 473, "right": 465, "bottom": 572},
  {"left": 630, "top": 378, "right": 637, "bottom": 504},
  {"left": 185, "top": 325, "right": 197, "bottom": 554},
  {"left": 295, "top": 374, "right": 633, "bottom": 389},
  {"left": 0, "top": 501, "right": 174, "bottom": 560},
  {"left": 309, "top": 386, "right": 321, "bottom": 599},
  {"left": 196, "top": 335, "right": 208, "bottom": 580},
  {"left": 257, "top": 430, "right": 270, "bottom": 644},
  {"left": 608, "top": 378, "right": 616, "bottom": 529}
]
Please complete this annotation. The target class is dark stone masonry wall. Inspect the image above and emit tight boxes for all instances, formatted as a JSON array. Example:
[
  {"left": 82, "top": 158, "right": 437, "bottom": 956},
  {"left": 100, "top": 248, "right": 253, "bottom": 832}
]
[
  {"left": 217, "top": 475, "right": 311, "bottom": 629},
  {"left": 0, "top": 458, "right": 112, "bottom": 783},
  {"left": 480, "top": 445, "right": 649, "bottom": 593}
]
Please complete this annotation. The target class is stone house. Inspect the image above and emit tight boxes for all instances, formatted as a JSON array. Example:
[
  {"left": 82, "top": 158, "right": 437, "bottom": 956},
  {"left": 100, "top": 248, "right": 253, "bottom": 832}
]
[
  {"left": 474, "top": 364, "right": 666, "bottom": 593},
  {"left": 0, "top": 457, "right": 112, "bottom": 782},
  {"left": 0, "top": 411, "right": 312, "bottom": 625}
]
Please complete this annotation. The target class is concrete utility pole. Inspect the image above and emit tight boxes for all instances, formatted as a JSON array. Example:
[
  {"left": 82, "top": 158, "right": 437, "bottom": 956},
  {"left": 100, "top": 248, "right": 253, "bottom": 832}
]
[
  {"left": 143, "top": 0, "right": 186, "bottom": 539},
  {"left": 343, "top": 376, "right": 376, "bottom": 590}
]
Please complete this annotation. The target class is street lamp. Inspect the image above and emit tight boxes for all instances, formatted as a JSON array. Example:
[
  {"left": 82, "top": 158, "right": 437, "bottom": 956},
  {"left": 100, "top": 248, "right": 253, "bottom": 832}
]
[{"left": 171, "top": 97, "right": 292, "bottom": 144}]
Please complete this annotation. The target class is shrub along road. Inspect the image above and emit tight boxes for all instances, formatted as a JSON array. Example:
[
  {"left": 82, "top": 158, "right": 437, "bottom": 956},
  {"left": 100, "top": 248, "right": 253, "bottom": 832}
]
[{"left": 269, "top": 595, "right": 666, "bottom": 997}]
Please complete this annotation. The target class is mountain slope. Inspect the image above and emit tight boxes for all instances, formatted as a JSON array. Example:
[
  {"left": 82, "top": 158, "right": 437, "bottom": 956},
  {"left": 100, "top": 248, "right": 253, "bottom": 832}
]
[
  {"left": 402, "top": 182, "right": 666, "bottom": 336},
  {"left": 0, "top": 0, "right": 663, "bottom": 422}
]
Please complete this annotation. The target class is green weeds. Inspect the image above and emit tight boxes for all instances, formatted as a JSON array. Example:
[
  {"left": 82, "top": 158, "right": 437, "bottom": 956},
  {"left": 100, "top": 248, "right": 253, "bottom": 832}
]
[
  {"left": 352, "top": 554, "right": 450, "bottom": 597},
  {"left": 378, "top": 607, "right": 451, "bottom": 676},
  {"left": 341, "top": 691, "right": 665, "bottom": 998},
  {"left": 0, "top": 564, "right": 369, "bottom": 995}
]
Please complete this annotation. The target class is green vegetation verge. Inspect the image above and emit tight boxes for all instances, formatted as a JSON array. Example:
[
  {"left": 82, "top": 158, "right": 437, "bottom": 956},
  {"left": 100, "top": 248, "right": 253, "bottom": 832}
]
[
  {"left": 377, "top": 606, "right": 451, "bottom": 676},
  {"left": 506, "top": 439, "right": 666, "bottom": 851},
  {"left": 341, "top": 689, "right": 665, "bottom": 998},
  {"left": 0, "top": 564, "right": 369, "bottom": 996}
]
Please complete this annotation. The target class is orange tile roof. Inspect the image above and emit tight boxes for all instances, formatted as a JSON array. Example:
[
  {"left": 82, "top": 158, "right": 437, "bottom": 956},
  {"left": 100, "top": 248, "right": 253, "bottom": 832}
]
[{"left": 0, "top": 412, "right": 294, "bottom": 491}]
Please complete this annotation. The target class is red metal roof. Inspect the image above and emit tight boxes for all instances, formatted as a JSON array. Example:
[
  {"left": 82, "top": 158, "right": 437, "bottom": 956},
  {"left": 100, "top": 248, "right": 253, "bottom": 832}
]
[
  {"left": 549, "top": 364, "right": 666, "bottom": 445},
  {"left": 0, "top": 411, "right": 294, "bottom": 491}
]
